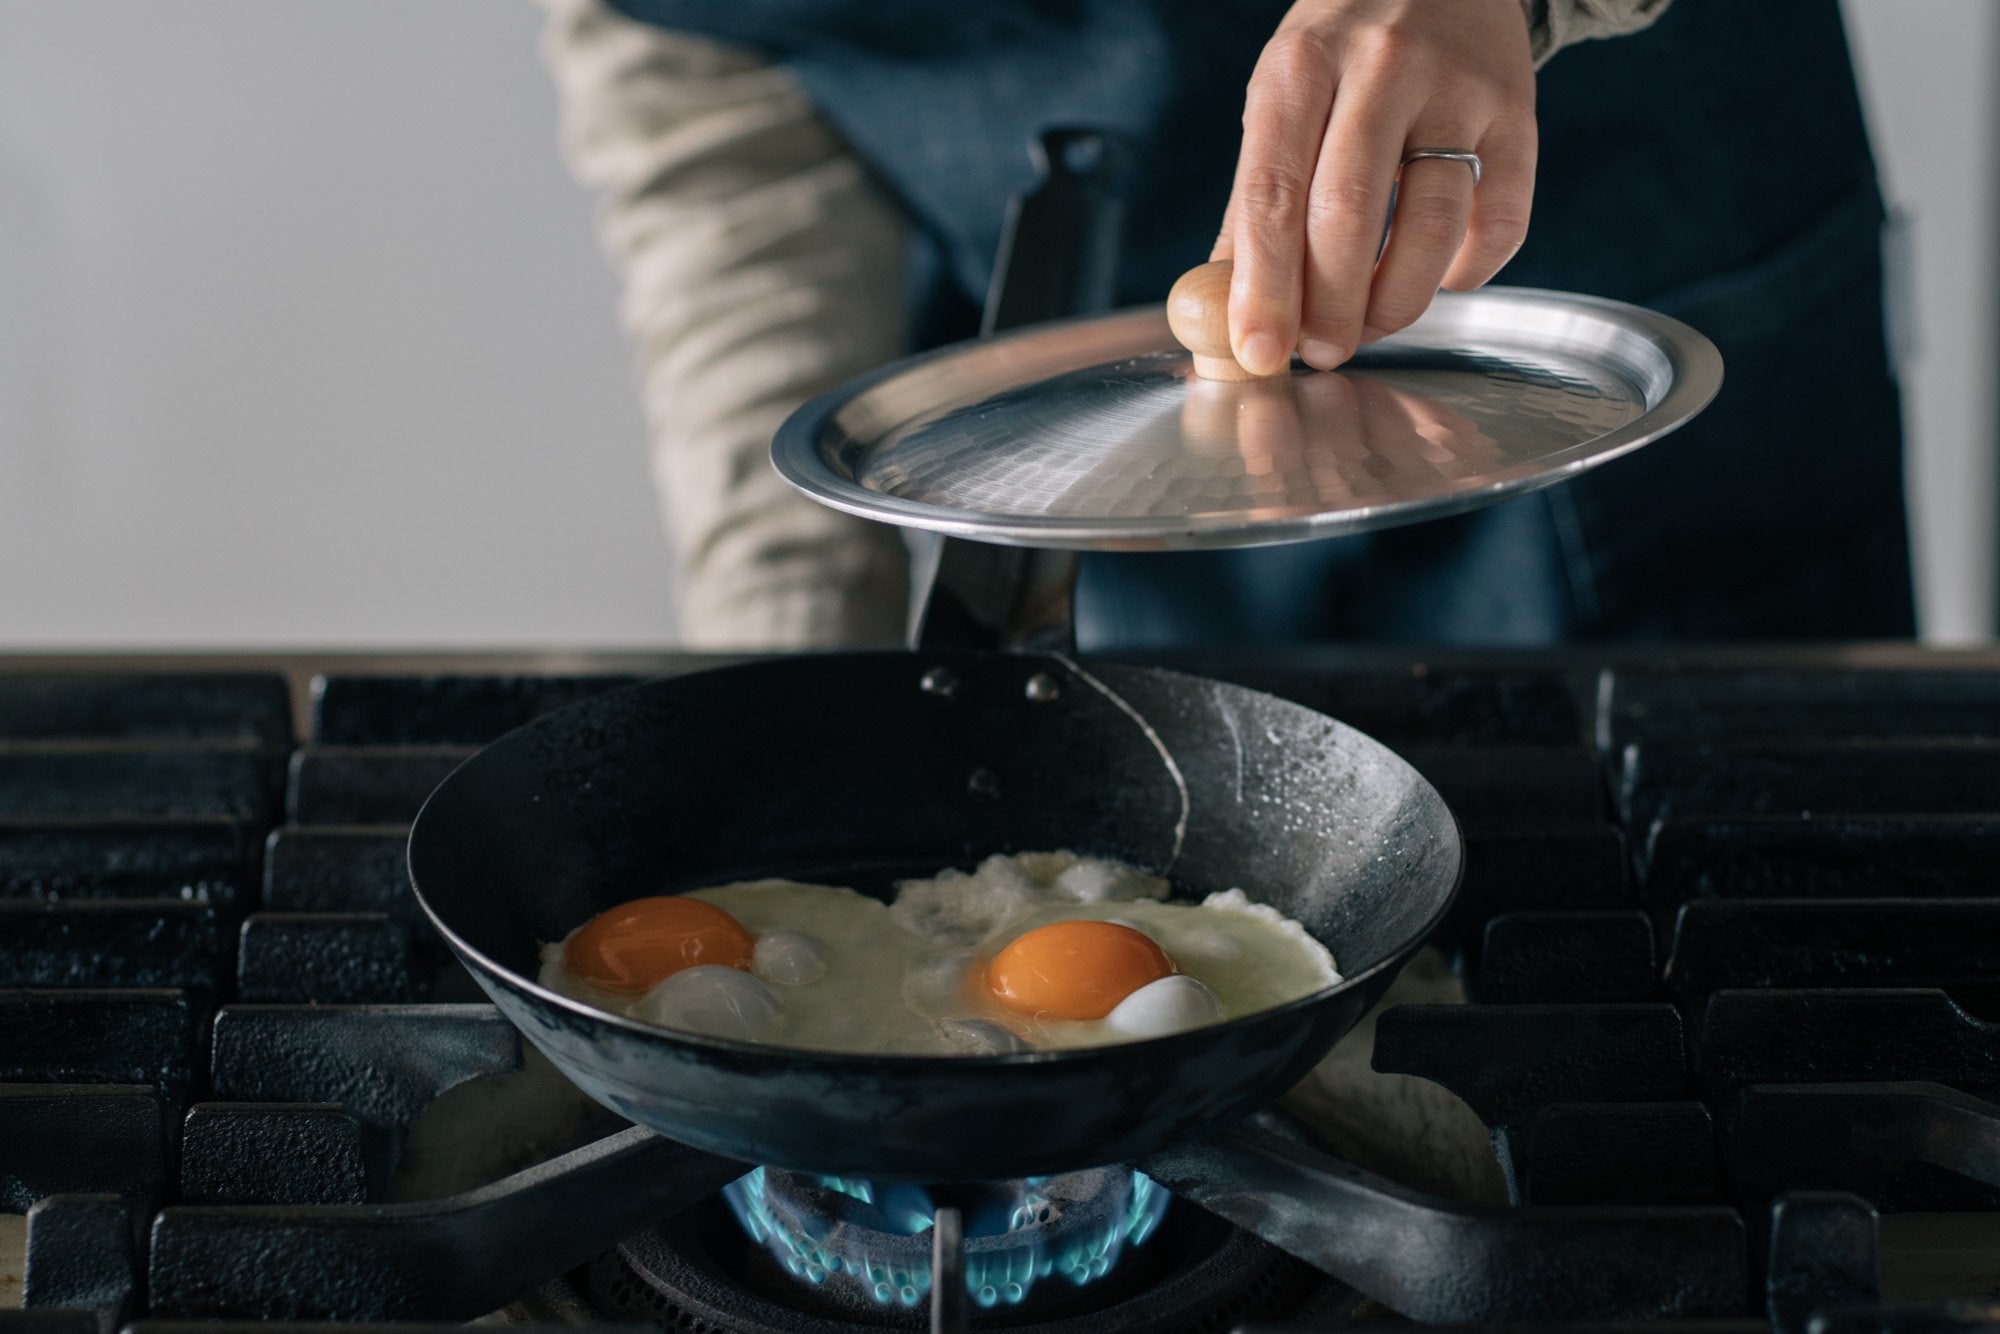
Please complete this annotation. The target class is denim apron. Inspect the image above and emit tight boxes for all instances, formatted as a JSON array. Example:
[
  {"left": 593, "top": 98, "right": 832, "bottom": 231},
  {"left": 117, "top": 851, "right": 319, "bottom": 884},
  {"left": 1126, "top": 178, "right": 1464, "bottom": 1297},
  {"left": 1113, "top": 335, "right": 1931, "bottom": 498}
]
[{"left": 607, "top": 0, "right": 1915, "bottom": 644}]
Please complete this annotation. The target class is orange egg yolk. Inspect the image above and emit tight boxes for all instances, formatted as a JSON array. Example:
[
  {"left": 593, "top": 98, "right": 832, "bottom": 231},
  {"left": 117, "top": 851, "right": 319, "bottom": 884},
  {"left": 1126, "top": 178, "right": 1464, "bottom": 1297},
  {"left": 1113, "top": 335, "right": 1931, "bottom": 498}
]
[
  {"left": 984, "top": 919, "right": 1175, "bottom": 1021},
  {"left": 562, "top": 896, "right": 754, "bottom": 994}
]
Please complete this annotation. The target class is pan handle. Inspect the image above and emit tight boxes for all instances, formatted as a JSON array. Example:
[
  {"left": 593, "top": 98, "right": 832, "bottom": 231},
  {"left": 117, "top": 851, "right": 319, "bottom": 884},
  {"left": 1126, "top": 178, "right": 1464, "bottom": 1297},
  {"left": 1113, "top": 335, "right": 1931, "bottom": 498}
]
[
  {"left": 907, "top": 538, "right": 1077, "bottom": 652},
  {"left": 906, "top": 129, "right": 1126, "bottom": 654}
]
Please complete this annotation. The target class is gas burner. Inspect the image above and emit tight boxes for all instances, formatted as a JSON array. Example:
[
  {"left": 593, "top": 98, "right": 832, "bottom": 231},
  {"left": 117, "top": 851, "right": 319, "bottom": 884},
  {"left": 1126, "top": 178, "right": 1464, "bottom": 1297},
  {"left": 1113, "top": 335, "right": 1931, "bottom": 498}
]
[
  {"left": 721, "top": 1166, "right": 1167, "bottom": 1312},
  {"left": 580, "top": 1185, "right": 1340, "bottom": 1331}
]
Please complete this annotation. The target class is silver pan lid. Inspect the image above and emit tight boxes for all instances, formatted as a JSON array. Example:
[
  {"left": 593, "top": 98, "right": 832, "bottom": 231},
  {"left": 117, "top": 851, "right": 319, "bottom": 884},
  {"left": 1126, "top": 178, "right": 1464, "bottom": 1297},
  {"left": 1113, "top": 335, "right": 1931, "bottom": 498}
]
[{"left": 773, "top": 284, "right": 1722, "bottom": 552}]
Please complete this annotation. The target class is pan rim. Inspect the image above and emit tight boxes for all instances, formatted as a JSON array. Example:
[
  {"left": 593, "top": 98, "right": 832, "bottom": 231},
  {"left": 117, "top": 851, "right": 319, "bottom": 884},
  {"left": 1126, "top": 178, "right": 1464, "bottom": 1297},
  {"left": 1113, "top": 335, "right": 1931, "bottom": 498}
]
[{"left": 407, "top": 655, "right": 1465, "bottom": 1072}]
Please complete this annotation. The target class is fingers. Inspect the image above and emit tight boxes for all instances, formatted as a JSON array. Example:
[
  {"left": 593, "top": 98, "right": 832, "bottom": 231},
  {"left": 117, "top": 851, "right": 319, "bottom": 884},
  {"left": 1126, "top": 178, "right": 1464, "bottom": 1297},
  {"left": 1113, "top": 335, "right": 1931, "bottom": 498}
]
[
  {"left": 1217, "top": 2, "right": 1538, "bottom": 368},
  {"left": 1224, "top": 27, "right": 1337, "bottom": 376},
  {"left": 1442, "top": 113, "right": 1536, "bottom": 292},
  {"left": 1294, "top": 67, "right": 1422, "bottom": 369},
  {"left": 1357, "top": 155, "right": 1473, "bottom": 346}
]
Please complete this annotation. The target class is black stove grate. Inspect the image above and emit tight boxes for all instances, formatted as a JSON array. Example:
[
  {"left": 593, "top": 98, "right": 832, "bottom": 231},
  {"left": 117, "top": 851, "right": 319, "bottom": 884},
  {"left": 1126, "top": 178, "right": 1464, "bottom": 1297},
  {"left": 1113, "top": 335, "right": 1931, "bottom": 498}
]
[{"left": 1, "top": 654, "right": 1998, "bottom": 1334}]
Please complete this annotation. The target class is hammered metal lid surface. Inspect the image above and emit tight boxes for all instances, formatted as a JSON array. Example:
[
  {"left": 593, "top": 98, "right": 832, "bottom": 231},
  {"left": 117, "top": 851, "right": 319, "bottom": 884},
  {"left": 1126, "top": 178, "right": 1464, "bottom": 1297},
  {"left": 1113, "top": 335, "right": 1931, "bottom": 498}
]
[{"left": 773, "top": 287, "right": 1722, "bottom": 551}]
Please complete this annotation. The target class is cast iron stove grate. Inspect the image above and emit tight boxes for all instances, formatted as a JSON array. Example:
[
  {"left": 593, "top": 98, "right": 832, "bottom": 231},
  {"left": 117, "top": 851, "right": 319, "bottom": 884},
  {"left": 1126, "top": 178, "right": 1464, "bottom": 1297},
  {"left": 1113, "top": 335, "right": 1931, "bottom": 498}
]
[{"left": 3, "top": 651, "right": 2000, "bottom": 1334}]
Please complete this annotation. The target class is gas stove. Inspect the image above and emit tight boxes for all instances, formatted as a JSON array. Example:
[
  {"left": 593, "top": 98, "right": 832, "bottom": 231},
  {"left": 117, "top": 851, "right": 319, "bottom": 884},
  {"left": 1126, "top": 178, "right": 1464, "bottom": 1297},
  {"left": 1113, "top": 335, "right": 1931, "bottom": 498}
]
[{"left": 3, "top": 646, "right": 2000, "bottom": 1334}]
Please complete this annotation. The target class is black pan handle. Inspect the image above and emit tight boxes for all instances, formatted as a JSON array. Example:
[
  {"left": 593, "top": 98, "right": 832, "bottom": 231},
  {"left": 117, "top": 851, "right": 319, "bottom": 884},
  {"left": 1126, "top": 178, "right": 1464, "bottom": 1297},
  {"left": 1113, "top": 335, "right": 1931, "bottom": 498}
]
[
  {"left": 906, "top": 541, "right": 1078, "bottom": 653},
  {"left": 908, "top": 129, "right": 1129, "bottom": 654},
  {"left": 981, "top": 129, "right": 1128, "bottom": 338}
]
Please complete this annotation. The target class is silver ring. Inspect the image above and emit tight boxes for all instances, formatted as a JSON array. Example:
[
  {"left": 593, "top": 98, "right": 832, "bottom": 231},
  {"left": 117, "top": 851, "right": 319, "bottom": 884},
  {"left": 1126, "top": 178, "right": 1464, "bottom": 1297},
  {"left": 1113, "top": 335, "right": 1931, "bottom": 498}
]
[{"left": 1401, "top": 149, "right": 1482, "bottom": 187}]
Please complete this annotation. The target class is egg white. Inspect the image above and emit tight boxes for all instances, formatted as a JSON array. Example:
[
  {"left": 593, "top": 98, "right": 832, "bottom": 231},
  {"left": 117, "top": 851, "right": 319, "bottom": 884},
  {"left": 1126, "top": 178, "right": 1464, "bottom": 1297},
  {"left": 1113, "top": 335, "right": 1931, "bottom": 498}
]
[
  {"left": 538, "top": 852, "right": 1340, "bottom": 1055},
  {"left": 539, "top": 878, "right": 942, "bottom": 1054}
]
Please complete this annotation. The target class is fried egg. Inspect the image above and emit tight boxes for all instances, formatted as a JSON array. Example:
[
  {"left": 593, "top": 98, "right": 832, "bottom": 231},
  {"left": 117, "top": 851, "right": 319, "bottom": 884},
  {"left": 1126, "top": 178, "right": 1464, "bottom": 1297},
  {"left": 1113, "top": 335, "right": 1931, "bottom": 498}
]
[{"left": 537, "top": 851, "right": 1340, "bottom": 1055}]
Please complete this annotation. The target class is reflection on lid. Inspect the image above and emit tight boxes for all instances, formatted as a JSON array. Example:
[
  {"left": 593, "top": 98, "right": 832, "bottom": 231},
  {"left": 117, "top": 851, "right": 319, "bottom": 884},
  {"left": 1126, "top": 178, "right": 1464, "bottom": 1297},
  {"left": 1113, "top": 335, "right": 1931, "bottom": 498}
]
[{"left": 859, "top": 352, "right": 1639, "bottom": 523}]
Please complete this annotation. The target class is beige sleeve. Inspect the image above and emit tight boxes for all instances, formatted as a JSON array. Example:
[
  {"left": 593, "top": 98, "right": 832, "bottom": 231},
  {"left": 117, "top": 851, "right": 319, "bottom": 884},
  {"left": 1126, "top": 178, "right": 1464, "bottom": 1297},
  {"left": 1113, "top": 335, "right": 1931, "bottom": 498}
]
[
  {"left": 1529, "top": 0, "right": 1674, "bottom": 65},
  {"left": 537, "top": 0, "right": 913, "bottom": 649}
]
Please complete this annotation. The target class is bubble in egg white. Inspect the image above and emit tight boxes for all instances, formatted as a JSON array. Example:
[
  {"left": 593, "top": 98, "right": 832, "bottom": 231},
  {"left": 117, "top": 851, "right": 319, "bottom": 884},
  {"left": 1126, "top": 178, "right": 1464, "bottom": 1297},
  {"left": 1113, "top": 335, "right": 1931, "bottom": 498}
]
[
  {"left": 636, "top": 965, "right": 783, "bottom": 1041},
  {"left": 753, "top": 930, "right": 826, "bottom": 986},
  {"left": 937, "top": 1018, "right": 1029, "bottom": 1055},
  {"left": 1175, "top": 929, "right": 1244, "bottom": 963},
  {"left": 1054, "top": 859, "right": 1160, "bottom": 903},
  {"left": 1105, "top": 975, "right": 1222, "bottom": 1039}
]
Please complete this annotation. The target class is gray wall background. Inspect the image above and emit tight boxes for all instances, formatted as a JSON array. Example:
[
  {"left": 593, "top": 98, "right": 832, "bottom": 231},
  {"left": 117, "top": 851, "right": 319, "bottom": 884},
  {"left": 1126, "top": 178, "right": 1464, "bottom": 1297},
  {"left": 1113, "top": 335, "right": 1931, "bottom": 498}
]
[
  {"left": 0, "top": 1, "right": 1992, "bottom": 647},
  {"left": 0, "top": 1, "right": 672, "bottom": 647}
]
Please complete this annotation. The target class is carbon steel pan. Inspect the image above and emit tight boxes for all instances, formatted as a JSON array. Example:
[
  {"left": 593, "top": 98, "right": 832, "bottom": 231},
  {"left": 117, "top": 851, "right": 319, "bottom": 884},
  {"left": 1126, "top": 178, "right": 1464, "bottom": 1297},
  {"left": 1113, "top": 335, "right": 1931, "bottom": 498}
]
[
  {"left": 406, "top": 654, "right": 1461, "bottom": 1181},
  {"left": 773, "top": 287, "right": 1722, "bottom": 550}
]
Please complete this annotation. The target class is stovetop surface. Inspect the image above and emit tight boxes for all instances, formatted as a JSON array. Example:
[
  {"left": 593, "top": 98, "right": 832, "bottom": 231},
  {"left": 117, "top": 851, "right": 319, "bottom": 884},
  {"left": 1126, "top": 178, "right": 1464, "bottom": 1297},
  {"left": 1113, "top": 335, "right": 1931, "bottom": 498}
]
[{"left": 3, "top": 646, "right": 2000, "bottom": 1334}]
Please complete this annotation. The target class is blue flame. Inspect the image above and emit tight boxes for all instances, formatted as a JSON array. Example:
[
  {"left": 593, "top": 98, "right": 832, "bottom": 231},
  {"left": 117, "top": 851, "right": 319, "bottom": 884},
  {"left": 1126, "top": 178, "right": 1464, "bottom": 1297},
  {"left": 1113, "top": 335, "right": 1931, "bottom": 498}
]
[
  {"left": 872, "top": 1182, "right": 943, "bottom": 1236},
  {"left": 813, "top": 1175, "right": 874, "bottom": 1205},
  {"left": 722, "top": 1167, "right": 1171, "bottom": 1309}
]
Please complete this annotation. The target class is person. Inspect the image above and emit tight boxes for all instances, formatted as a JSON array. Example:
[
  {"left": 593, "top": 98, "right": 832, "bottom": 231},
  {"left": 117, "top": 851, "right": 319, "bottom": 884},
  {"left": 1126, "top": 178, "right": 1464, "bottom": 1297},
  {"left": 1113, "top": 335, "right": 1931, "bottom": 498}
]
[
  {"left": 535, "top": 0, "right": 1913, "bottom": 652},
  {"left": 529, "top": 4, "right": 1913, "bottom": 1204}
]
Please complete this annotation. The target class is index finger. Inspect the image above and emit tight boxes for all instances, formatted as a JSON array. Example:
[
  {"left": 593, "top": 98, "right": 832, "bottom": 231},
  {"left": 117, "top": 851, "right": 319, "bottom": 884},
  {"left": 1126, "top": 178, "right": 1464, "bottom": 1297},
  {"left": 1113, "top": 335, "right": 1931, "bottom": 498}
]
[{"left": 1225, "top": 27, "right": 1337, "bottom": 376}]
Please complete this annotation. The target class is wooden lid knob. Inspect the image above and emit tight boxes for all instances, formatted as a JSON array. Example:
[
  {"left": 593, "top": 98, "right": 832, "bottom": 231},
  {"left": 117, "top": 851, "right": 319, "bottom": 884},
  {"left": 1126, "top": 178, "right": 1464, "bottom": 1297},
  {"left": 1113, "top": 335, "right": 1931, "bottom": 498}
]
[{"left": 1167, "top": 260, "right": 1266, "bottom": 382}]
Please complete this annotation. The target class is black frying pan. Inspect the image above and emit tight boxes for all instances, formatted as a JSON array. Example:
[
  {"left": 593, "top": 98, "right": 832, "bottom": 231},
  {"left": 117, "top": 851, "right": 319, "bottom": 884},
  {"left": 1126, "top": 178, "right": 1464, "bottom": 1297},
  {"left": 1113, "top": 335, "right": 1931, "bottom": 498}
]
[{"left": 407, "top": 650, "right": 1460, "bottom": 1181}]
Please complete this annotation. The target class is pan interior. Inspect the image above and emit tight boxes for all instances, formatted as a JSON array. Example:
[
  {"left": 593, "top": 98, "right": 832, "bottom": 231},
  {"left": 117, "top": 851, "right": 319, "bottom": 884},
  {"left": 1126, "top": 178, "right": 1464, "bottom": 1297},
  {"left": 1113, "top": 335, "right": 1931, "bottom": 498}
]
[{"left": 408, "top": 654, "right": 1459, "bottom": 1043}]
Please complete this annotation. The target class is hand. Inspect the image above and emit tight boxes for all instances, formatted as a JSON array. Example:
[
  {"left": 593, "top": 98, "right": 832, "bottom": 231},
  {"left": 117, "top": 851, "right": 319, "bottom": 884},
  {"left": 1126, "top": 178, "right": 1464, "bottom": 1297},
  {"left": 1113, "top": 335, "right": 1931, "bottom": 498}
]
[{"left": 1214, "top": 0, "right": 1538, "bottom": 375}]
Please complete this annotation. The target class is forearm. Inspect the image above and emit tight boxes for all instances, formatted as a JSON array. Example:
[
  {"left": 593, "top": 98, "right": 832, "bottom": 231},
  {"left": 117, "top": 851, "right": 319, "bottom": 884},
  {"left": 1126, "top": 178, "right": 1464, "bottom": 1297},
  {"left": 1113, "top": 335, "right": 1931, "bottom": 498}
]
[
  {"left": 538, "top": 0, "right": 913, "bottom": 649},
  {"left": 1525, "top": 0, "right": 1673, "bottom": 66}
]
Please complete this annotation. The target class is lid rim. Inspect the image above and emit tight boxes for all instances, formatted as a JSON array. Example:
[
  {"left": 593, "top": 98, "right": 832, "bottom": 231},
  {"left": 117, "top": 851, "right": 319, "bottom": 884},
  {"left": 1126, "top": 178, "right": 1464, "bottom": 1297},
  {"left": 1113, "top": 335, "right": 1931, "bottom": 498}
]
[{"left": 772, "top": 286, "right": 1724, "bottom": 552}]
